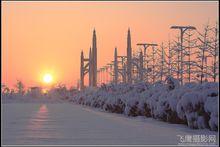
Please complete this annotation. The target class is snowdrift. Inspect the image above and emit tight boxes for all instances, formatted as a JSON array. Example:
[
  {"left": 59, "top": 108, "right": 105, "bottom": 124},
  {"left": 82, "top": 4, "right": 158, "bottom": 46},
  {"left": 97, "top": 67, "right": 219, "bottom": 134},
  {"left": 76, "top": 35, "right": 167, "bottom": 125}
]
[{"left": 71, "top": 79, "right": 218, "bottom": 131}]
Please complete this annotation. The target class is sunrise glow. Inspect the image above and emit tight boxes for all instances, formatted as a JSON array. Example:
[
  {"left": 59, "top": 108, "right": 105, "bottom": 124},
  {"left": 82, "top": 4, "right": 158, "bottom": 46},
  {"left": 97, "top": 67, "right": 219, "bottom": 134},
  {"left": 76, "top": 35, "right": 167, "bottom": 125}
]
[
  {"left": 43, "top": 73, "right": 53, "bottom": 84},
  {"left": 1, "top": 2, "right": 218, "bottom": 146},
  {"left": 2, "top": 1, "right": 218, "bottom": 88}
]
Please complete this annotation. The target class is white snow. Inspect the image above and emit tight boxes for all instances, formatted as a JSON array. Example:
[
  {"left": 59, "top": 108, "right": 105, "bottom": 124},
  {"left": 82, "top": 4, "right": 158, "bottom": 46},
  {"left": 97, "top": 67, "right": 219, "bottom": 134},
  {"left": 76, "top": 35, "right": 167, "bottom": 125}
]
[
  {"left": 2, "top": 103, "right": 218, "bottom": 145},
  {"left": 2, "top": 79, "right": 219, "bottom": 145}
]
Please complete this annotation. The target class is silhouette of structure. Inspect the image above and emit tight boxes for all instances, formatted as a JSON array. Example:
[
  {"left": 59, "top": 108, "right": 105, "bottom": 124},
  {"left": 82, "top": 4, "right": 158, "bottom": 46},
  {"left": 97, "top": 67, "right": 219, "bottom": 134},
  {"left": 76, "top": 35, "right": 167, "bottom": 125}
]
[
  {"left": 81, "top": 28, "right": 145, "bottom": 86},
  {"left": 137, "top": 43, "right": 158, "bottom": 82},
  {"left": 127, "top": 28, "right": 132, "bottom": 84},
  {"left": 80, "top": 29, "right": 98, "bottom": 90},
  {"left": 113, "top": 47, "right": 118, "bottom": 84},
  {"left": 92, "top": 29, "right": 97, "bottom": 87},
  {"left": 78, "top": 24, "right": 217, "bottom": 90}
]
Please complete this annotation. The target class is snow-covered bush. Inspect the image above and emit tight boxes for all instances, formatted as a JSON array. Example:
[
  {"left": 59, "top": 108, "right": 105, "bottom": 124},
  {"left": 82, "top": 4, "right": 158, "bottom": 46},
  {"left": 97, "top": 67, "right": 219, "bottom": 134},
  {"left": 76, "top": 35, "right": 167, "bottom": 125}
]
[
  {"left": 176, "top": 82, "right": 218, "bottom": 130},
  {"left": 177, "top": 92, "right": 208, "bottom": 129},
  {"left": 165, "top": 76, "right": 180, "bottom": 90},
  {"left": 205, "top": 96, "right": 218, "bottom": 131},
  {"left": 47, "top": 84, "right": 70, "bottom": 100},
  {"left": 71, "top": 80, "right": 218, "bottom": 131}
]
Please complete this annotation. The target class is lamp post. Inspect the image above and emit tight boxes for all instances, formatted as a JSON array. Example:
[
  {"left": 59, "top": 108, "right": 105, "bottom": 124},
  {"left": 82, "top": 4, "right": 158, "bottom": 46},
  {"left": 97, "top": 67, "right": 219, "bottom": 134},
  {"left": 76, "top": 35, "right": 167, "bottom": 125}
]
[{"left": 170, "top": 26, "right": 196, "bottom": 85}]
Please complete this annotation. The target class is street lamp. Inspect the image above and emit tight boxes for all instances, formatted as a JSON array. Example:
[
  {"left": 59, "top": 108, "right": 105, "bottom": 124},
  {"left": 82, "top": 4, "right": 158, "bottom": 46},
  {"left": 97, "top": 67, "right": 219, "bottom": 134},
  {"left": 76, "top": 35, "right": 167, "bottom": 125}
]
[{"left": 170, "top": 25, "right": 196, "bottom": 85}]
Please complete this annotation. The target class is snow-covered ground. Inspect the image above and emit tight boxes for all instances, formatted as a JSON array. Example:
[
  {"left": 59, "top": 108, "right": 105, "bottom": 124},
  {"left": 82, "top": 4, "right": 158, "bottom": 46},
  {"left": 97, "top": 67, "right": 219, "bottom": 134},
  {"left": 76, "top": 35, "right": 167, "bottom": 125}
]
[{"left": 2, "top": 102, "right": 218, "bottom": 145}]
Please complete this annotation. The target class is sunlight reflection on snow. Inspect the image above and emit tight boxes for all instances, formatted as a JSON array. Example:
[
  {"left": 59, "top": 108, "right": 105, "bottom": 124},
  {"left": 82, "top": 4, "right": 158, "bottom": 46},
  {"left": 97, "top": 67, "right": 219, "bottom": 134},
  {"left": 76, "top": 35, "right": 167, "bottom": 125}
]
[{"left": 25, "top": 104, "right": 61, "bottom": 140}]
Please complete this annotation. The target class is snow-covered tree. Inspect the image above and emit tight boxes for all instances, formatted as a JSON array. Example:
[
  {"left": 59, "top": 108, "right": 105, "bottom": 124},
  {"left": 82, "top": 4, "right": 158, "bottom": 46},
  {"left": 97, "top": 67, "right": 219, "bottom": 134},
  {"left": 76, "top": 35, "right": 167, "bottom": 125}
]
[
  {"left": 195, "top": 24, "right": 213, "bottom": 83},
  {"left": 147, "top": 45, "right": 158, "bottom": 83},
  {"left": 15, "top": 80, "right": 25, "bottom": 95},
  {"left": 165, "top": 40, "right": 176, "bottom": 77},
  {"left": 1, "top": 84, "right": 10, "bottom": 95},
  {"left": 207, "top": 22, "right": 219, "bottom": 82},
  {"left": 157, "top": 42, "right": 166, "bottom": 81},
  {"left": 172, "top": 37, "right": 182, "bottom": 82},
  {"left": 183, "top": 29, "right": 198, "bottom": 83}
]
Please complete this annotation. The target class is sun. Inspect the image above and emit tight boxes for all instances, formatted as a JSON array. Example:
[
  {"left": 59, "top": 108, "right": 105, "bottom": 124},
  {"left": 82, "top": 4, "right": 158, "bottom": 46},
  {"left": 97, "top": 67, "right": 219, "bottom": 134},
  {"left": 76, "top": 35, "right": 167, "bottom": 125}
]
[{"left": 43, "top": 73, "right": 53, "bottom": 84}]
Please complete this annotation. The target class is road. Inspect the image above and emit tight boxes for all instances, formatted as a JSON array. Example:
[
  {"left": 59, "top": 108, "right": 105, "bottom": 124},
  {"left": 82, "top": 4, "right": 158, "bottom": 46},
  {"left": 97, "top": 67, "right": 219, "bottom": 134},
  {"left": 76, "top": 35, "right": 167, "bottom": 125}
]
[{"left": 2, "top": 103, "right": 218, "bottom": 145}]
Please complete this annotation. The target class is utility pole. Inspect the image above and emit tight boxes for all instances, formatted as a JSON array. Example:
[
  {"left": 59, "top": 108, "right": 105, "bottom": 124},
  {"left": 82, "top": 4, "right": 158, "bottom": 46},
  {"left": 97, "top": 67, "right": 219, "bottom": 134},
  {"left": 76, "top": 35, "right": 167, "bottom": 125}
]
[
  {"left": 92, "top": 29, "right": 97, "bottom": 87},
  {"left": 79, "top": 29, "right": 98, "bottom": 90},
  {"left": 127, "top": 28, "right": 132, "bottom": 84},
  {"left": 89, "top": 47, "right": 93, "bottom": 87},
  {"left": 139, "top": 50, "right": 144, "bottom": 81},
  {"left": 136, "top": 43, "right": 158, "bottom": 82},
  {"left": 114, "top": 47, "right": 118, "bottom": 84}
]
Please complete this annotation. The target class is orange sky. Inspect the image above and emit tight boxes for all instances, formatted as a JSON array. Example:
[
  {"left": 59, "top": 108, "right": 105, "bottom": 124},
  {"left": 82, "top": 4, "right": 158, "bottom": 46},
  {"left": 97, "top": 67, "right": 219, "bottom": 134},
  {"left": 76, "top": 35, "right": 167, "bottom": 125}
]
[{"left": 2, "top": 1, "right": 218, "bottom": 88}]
